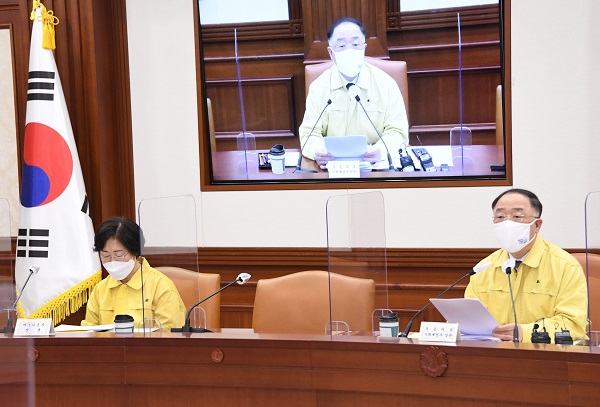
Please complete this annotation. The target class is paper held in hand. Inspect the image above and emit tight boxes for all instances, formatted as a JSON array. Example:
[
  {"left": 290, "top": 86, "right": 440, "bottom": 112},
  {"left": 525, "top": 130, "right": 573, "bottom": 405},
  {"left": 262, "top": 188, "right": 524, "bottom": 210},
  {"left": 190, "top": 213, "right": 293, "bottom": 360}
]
[{"left": 429, "top": 298, "right": 501, "bottom": 341}]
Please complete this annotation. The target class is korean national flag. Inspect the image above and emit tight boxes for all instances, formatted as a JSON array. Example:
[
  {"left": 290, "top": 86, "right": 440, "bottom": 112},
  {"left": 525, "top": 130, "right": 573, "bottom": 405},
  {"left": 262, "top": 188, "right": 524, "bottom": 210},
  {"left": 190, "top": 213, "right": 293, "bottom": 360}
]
[{"left": 15, "top": 3, "right": 101, "bottom": 324}]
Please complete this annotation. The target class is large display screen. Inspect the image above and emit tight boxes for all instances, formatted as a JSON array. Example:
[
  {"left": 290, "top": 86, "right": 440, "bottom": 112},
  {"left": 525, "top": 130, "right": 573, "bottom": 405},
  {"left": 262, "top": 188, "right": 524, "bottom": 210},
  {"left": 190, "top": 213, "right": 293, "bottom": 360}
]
[{"left": 197, "top": 0, "right": 510, "bottom": 190}]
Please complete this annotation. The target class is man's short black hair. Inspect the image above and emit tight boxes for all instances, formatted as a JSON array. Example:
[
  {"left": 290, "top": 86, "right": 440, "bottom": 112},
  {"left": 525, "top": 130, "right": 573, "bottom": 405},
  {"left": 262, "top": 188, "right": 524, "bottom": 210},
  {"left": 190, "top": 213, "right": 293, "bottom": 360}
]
[
  {"left": 492, "top": 188, "right": 543, "bottom": 217},
  {"left": 93, "top": 217, "right": 144, "bottom": 256},
  {"left": 327, "top": 17, "right": 366, "bottom": 41}
]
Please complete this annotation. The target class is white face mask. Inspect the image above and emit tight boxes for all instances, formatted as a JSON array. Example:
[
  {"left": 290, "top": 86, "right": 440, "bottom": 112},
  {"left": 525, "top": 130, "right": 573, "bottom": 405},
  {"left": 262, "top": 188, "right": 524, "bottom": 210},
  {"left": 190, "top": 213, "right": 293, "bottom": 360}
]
[
  {"left": 104, "top": 258, "right": 135, "bottom": 281},
  {"left": 493, "top": 219, "right": 537, "bottom": 254},
  {"left": 332, "top": 48, "right": 365, "bottom": 78}
]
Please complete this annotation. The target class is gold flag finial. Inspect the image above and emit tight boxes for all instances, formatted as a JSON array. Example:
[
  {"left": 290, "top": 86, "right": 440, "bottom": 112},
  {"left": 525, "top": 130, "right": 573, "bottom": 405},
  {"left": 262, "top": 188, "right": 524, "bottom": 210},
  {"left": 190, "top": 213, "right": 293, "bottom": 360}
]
[{"left": 30, "top": 1, "right": 59, "bottom": 50}]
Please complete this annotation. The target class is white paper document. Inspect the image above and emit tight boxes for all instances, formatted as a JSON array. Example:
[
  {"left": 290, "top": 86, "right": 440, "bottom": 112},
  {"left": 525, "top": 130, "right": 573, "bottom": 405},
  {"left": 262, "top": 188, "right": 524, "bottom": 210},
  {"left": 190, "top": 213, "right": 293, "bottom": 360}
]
[
  {"left": 55, "top": 324, "right": 159, "bottom": 333},
  {"left": 430, "top": 298, "right": 501, "bottom": 341},
  {"left": 55, "top": 324, "right": 115, "bottom": 332},
  {"left": 324, "top": 135, "right": 368, "bottom": 160}
]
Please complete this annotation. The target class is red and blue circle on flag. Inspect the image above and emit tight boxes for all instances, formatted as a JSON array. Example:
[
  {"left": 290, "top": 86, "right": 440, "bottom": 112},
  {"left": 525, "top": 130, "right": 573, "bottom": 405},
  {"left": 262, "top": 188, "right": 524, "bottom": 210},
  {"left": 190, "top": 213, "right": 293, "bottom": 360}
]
[{"left": 21, "top": 122, "right": 73, "bottom": 208}]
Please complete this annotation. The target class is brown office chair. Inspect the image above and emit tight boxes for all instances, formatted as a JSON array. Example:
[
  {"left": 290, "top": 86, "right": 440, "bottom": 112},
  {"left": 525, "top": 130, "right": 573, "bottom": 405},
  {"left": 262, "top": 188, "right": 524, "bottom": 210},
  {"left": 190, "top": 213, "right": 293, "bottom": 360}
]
[
  {"left": 495, "top": 85, "right": 503, "bottom": 145},
  {"left": 207, "top": 98, "right": 216, "bottom": 152},
  {"left": 156, "top": 267, "right": 221, "bottom": 329},
  {"left": 571, "top": 253, "right": 600, "bottom": 331},
  {"left": 304, "top": 56, "right": 409, "bottom": 120},
  {"left": 252, "top": 270, "right": 375, "bottom": 334}
]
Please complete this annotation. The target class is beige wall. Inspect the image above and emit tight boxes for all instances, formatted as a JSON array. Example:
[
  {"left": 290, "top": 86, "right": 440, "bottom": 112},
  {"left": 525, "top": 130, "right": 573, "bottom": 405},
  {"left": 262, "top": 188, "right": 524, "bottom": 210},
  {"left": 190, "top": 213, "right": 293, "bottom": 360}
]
[
  {"left": 126, "top": 0, "right": 600, "bottom": 249},
  {"left": 0, "top": 29, "right": 19, "bottom": 237}
]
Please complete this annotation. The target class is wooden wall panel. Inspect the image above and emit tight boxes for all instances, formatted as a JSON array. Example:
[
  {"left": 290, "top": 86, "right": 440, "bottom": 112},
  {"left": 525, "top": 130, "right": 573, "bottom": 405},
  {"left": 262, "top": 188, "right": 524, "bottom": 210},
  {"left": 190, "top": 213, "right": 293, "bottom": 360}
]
[
  {"left": 140, "top": 246, "right": 593, "bottom": 331},
  {"left": 302, "top": 0, "right": 388, "bottom": 61},
  {"left": 206, "top": 77, "right": 299, "bottom": 150},
  {"left": 4, "top": 244, "right": 595, "bottom": 330},
  {"left": 407, "top": 69, "right": 500, "bottom": 145}
]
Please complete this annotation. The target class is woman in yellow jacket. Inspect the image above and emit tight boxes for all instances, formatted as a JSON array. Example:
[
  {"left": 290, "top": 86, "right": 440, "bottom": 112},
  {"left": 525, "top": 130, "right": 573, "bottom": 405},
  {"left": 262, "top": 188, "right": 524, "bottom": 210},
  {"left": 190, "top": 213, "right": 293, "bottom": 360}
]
[{"left": 82, "top": 217, "right": 185, "bottom": 329}]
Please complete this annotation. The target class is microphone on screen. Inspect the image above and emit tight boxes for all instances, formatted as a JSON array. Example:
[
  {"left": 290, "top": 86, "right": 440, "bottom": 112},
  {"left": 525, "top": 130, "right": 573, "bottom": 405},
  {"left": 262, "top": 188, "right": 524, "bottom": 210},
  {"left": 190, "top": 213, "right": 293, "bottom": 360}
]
[
  {"left": 399, "top": 261, "right": 491, "bottom": 338},
  {"left": 171, "top": 272, "right": 251, "bottom": 333},
  {"left": 502, "top": 258, "right": 521, "bottom": 342},
  {"left": 2, "top": 265, "right": 40, "bottom": 334},
  {"left": 294, "top": 89, "right": 342, "bottom": 173},
  {"left": 346, "top": 83, "right": 397, "bottom": 172}
]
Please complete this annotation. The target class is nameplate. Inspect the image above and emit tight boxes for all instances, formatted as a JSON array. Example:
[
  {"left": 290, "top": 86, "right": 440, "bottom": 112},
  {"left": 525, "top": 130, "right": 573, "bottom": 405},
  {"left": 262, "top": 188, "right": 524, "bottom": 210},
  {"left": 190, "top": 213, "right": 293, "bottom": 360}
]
[
  {"left": 14, "top": 318, "right": 56, "bottom": 337},
  {"left": 326, "top": 161, "right": 360, "bottom": 178},
  {"left": 419, "top": 322, "right": 460, "bottom": 343}
]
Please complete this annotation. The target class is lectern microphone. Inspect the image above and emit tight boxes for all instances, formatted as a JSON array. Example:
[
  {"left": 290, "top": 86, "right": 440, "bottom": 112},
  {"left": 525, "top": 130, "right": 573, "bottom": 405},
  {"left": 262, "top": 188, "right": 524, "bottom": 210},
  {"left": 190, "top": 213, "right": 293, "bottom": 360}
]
[
  {"left": 2, "top": 265, "right": 40, "bottom": 334},
  {"left": 295, "top": 90, "right": 341, "bottom": 173},
  {"left": 171, "top": 272, "right": 251, "bottom": 333},
  {"left": 346, "top": 83, "right": 396, "bottom": 172}
]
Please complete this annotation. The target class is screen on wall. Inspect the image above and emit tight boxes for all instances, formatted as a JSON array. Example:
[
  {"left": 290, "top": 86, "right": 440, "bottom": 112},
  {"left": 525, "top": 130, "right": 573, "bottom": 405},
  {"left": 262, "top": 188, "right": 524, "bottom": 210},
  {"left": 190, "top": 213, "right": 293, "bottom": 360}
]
[{"left": 196, "top": 0, "right": 510, "bottom": 190}]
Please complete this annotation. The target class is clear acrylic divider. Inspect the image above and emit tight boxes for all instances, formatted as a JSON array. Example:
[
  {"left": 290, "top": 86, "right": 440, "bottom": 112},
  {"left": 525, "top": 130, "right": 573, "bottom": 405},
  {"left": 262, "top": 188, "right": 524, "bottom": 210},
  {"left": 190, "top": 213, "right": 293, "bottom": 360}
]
[
  {"left": 236, "top": 132, "right": 257, "bottom": 179},
  {"left": 0, "top": 198, "right": 15, "bottom": 331},
  {"left": 137, "top": 317, "right": 162, "bottom": 334},
  {"left": 450, "top": 125, "right": 473, "bottom": 174},
  {"left": 326, "top": 192, "right": 388, "bottom": 337},
  {"left": 0, "top": 198, "right": 35, "bottom": 404},
  {"left": 585, "top": 191, "right": 600, "bottom": 347},
  {"left": 137, "top": 195, "right": 201, "bottom": 334}
]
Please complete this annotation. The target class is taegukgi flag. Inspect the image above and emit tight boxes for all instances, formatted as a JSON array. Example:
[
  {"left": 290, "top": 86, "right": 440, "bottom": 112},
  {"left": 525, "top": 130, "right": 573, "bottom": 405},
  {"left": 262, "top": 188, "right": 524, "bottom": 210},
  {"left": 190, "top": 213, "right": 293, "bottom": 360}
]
[{"left": 15, "top": 1, "right": 101, "bottom": 324}]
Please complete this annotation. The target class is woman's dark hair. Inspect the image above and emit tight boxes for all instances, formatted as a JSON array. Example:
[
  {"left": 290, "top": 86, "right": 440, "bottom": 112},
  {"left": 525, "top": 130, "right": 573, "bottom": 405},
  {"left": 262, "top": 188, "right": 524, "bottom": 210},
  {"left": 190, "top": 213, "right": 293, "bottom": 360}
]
[
  {"left": 327, "top": 17, "right": 365, "bottom": 41},
  {"left": 492, "top": 188, "right": 543, "bottom": 217},
  {"left": 93, "top": 217, "right": 144, "bottom": 256}
]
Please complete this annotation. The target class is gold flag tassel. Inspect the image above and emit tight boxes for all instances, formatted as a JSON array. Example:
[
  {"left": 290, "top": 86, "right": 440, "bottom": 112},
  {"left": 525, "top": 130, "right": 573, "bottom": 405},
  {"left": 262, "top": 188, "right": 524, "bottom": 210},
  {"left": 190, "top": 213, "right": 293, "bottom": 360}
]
[
  {"left": 16, "top": 270, "right": 102, "bottom": 325},
  {"left": 30, "top": 0, "right": 59, "bottom": 50}
]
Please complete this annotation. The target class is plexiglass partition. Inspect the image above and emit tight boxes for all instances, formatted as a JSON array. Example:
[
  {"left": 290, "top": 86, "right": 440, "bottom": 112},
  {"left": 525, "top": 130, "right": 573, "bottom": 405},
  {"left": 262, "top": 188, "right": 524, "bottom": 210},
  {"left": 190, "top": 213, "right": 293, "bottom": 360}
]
[
  {"left": 137, "top": 195, "right": 201, "bottom": 333},
  {"left": 0, "top": 198, "right": 17, "bottom": 335},
  {"left": 450, "top": 126, "right": 473, "bottom": 174},
  {"left": 326, "top": 192, "right": 388, "bottom": 336},
  {"left": 0, "top": 198, "right": 15, "bottom": 332},
  {"left": 0, "top": 198, "right": 35, "bottom": 404},
  {"left": 234, "top": 132, "right": 258, "bottom": 180},
  {"left": 584, "top": 191, "right": 600, "bottom": 347}
]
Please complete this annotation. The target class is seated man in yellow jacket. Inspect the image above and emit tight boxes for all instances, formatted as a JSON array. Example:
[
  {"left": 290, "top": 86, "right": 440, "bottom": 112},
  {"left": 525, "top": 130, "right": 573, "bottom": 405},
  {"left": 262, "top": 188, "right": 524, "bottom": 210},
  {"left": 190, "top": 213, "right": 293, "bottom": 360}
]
[
  {"left": 82, "top": 217, "right": 185, "bottom": 329},
  {"left": 465, "top": 188, "right": 588, "bottom": 342}
]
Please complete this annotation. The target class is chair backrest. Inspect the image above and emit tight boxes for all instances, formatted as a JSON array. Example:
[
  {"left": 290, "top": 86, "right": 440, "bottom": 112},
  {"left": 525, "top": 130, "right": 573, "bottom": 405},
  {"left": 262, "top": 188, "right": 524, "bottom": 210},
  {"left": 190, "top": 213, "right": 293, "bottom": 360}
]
[
  {"left": 207, "top": 98, "right": 216, "bottom": 152},
  {"left": 495, "top": 85, "right": 503, "bottom": 145},
  {"left": 156, "top": 266, "right": 221, "bottom": 329},
  {"left": 570, "top": 253, "right": 600, "bottom": 330},
  {"left": 304, "top": 56, "right": 409, "bottom": 120},
  {"left": 252, "top": 270, "right": 375, "bottom": 334}
]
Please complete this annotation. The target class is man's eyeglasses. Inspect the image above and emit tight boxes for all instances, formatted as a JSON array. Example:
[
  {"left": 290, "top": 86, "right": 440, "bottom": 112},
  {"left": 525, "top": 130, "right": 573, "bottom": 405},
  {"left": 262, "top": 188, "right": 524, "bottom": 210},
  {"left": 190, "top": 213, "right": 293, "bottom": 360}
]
[
  {"left": 492, "top": 214, "right": 539, "bottom": 224},
  {"left": 329, "top": 42, "right": 366, "bottom": 52},
  {"left": 99, "top": 252, "right": 130, "bottom": 262}
]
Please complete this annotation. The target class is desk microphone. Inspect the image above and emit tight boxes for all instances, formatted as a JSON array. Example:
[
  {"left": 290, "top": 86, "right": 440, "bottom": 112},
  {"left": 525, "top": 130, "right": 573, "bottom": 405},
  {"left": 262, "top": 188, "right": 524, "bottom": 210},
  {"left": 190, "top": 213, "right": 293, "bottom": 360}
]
[
  {"left": 2, "top": 265, "right": 40, "bottom": 334},
  {"left": 399, "top": 261, "right": 491, "bottom": 337},
  {"left": 171, "top": 272, "right": 251, "bottom": 333},
  {"left": 294, "top": 89, "right": 341, "bottom": 173},
  {"left": 502, "top": 258, "right": 520, "bottom": 342},
  {"left": 346, "top": 83, "right": 397, "bottom": 172}
]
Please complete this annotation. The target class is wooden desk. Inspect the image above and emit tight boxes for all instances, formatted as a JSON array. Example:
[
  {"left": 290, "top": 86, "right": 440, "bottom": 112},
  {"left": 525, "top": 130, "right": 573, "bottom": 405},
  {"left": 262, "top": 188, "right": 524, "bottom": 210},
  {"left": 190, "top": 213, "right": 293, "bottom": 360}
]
[
  {"left": 211, "top": 145, "right": 505, "bottom": 182},
  {"left": 2, "top": 331, "right": 600, "bottom": 406}
]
